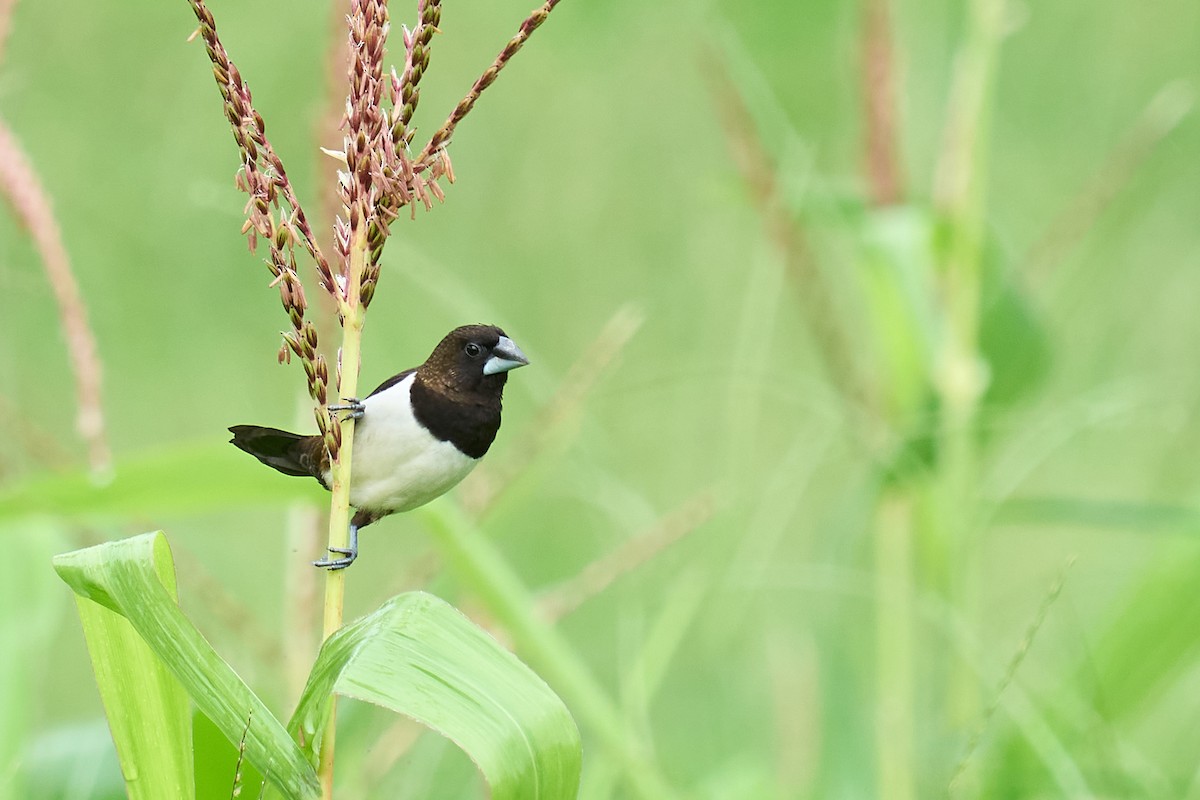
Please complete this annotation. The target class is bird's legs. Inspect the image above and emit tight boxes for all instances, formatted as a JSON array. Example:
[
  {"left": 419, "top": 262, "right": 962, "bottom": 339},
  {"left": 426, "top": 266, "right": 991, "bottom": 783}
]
[
  {"left": 318, "top": 400, "right": 363, "bottom": 569},
  {"left": 327, "top": 398, "right": 366, "bottom": 420},
  {"left": 313, "top": 521, "right": 359, "bottom": 570}
]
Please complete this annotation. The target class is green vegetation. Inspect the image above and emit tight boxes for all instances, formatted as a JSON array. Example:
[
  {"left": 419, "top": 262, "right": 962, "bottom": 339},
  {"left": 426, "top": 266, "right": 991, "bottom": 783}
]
[{"left": 2, "top": 0, "right": 1199, "bottom": 797}]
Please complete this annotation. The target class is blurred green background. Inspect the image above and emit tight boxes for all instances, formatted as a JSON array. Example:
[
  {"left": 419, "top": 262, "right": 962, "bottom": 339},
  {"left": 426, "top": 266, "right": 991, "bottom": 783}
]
[{"left": 2, "top": 0, "right": 1199, "bottom": 797}]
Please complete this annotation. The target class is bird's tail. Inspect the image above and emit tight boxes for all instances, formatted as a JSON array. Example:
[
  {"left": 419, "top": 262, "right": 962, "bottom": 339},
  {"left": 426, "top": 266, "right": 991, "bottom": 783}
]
[{"left": 228, "top": 425, "right": 324, "bottom": 479}]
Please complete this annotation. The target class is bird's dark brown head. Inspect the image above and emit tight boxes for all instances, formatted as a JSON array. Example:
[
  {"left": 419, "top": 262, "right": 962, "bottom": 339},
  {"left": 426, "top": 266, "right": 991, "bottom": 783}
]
[{"left": 419, "top": 324, "right": 530, "bottom": 399}]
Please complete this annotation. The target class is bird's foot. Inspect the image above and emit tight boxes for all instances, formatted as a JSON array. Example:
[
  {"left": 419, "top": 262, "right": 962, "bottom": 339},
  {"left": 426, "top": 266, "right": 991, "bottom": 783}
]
[
  {"left": 313, "top": 546, "right": 356, "bottom": 570},
  {"left": 328, "top": 398, "right": 365, "bottom": 420},
  {"left": 313, "top": 522, "right": 359, "bottom": 570}
]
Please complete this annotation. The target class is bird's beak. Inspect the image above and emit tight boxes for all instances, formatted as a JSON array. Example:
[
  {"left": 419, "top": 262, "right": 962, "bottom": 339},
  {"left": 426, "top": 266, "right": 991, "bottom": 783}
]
[{"left": 483, "top": 336, "right": 530, "bottom": 375}]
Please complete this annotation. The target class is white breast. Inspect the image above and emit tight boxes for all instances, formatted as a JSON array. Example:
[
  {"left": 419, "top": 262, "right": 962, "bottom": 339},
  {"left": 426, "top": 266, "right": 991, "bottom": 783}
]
[{"left": 333, "top": 373, "right": 479, "bottom": 513}]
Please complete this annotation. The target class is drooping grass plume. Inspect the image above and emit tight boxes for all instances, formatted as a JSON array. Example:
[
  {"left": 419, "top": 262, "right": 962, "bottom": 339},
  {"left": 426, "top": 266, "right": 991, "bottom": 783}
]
[
  {"left": 538, "top": 491, "right": 715, "bottom": 621},
  {"left": 0, "top": 117, "right": 111, "bottom": 477},
  {"left": 187, "top": 0, "right": 330, "bottom": 280},
  {"left": 183, "top": 0, "right": 574, "bottom": 795},
  {"left": 706, "top": 48, "right": 864, "bottom": 404},
  {"left": 1023, "top": 81, "right": 1194, "bottom": 287},
  {"left": 417, "top": 0, "right": 564, "bottom": 167},
  {"left": 861, "top": 0, "right": 904, "bottom": 205},
  {"left": 392, "top": 0, "right": 443, "bottom": 146},
  {"left": 186, "top": 0, "right": 336, "bottom": 464},
  {"left": 0, "top": 0, "right": 16, "bottom": 69}
]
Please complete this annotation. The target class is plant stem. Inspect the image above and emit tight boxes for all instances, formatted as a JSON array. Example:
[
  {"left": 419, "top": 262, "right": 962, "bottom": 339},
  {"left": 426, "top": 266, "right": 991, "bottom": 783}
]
[
  {"left": 932, "top": 0, "right": 1004, "bottom": 729},
  {"left": 317, "top": 227, "right": 367, "bottom": 799},
  {"left": 874, "top": 489, "right": 915, "bottom": 800}
]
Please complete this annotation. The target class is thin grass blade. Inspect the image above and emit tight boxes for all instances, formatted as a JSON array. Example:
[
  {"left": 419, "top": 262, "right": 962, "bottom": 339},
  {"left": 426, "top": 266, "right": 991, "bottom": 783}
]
[{"left": 0, "top": 442, "right": 322, "bottom": 523}]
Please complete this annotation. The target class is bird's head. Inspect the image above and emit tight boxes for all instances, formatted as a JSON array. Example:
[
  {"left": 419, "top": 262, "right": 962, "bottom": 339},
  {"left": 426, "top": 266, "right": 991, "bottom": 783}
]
[{"left": 422, "top": 324, "right": 529, "bottom": 396}]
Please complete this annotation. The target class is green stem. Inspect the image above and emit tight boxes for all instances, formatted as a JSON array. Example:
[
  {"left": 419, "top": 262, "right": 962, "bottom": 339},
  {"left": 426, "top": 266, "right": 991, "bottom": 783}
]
[
  {"left": 317, "top": 227, "right": 367, "bottom": 799},
  {"left": 874, "top": 490, "right": 915, "bottom": 800},
  {"left": 421, "top": 503, "right": 682, "bottom": 800},
  {"left": 933, "top": 0, "right": 1004, "bottom": 730}
]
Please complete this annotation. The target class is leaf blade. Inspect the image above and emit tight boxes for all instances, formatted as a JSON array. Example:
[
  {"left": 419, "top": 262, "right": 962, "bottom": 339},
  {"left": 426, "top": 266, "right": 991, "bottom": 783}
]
[
  {"left": 72, "top": 589, "right": 195, "bottom": 800},
  {"left": 290, "top": 592, "right": 581, "bottom": 799},
  {"left": 0, "top": 442, "right": 322, "bottom": 523},
  {"left": 53, "top": 532, "right": 320, "bottom": 800}
]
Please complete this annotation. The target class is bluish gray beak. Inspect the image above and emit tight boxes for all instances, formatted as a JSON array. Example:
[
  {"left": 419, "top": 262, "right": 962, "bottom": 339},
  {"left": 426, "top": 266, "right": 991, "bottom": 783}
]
[{"left": 483, "top": 336, "right": 530, "bottom": 375}]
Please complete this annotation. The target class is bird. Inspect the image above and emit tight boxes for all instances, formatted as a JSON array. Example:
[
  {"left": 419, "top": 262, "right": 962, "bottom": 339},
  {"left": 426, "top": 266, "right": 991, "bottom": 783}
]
[{"left": 229, "top": 324, "right": 528, "bottom": 570}]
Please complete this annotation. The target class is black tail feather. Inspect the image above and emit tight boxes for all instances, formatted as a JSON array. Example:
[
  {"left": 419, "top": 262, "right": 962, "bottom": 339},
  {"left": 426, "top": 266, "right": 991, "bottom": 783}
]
[{"left": 229, "top": 425, "right": 323, "bottom": 480}]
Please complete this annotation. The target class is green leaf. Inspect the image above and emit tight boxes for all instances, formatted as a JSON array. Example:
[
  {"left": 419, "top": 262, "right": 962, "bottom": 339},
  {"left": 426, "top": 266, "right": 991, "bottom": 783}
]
[
  {"left": 53, "top": 532, "right": 320, "bottom": 800},
  {"left": 0, "top": 442, "right": 322, "bottom": 523},
  {"left": 289, "top": 592, "right": 582, "bottom": 800},
  {"left": 1078, "top": 542, "right": 1200, "bottom": 719},
  {"left": 70, "top": 577, "right": 194, "bottom": 800},
  {"left": 418, "top": 503, "right": 680, "bottom": 799},
  {"left": 978, "top": 238, "right": 1052, "bottom": 409}
]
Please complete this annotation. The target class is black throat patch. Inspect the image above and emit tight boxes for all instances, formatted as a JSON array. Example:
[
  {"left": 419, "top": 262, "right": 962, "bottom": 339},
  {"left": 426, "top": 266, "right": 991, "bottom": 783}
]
[{"left": 409, "top": 373, "right": 504, "bottom": 459}]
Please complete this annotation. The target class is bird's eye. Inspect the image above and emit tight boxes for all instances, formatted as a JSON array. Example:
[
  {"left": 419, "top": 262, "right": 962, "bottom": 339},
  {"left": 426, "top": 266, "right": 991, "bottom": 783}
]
[{"left": 464, "top": 343, "right": 483, "bottom": 358}]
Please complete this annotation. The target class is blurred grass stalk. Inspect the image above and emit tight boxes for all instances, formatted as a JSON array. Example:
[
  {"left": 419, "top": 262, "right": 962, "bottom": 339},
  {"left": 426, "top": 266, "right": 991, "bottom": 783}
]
[
  {"left": 0, "top": 117, "right": 111, "bottom": 478},
  {"left": 931, "top": 0, "right": 1006, "bottom": 730},
  {"left": 714, "top": 0, "right": 1013, "bottom": 790},
  {"left": 873, "top": 491, "right": 915, "bottom": 800},
  {"left": 1023, "top": 80, "right": 1195, "bottom": 290},
  {"left": 421, "top": 503, "right": 682, "bottom": 800},
  {"left": 860, "top": 2, "right": 918, "bottom": 797}
]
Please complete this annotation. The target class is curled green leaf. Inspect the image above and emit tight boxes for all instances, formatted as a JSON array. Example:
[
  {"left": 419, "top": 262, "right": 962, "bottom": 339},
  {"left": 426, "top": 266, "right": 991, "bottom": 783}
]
[
  {"left": 53, "top": 532, "right": 320, "bottom": 800},
  {"left": 290, "top": 592, "right": 582, "bottom": 799}
]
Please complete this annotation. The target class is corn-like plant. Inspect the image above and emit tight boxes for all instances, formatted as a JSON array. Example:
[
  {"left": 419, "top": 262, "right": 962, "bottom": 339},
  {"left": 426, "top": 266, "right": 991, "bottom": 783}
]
[{"left": 51, "top": 1, "right": 595, "bottom": 798}]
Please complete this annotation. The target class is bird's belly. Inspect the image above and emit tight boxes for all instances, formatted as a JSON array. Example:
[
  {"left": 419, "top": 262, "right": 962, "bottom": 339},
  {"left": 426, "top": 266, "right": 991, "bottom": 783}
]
[{"left": 345, "top": 413, "right": 478, "bottom": 513}]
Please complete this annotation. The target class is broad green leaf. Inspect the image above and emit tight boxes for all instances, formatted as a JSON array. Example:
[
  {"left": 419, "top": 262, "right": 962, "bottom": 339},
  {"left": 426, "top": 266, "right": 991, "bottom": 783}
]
[
  {"left": 289, "top": 592, "right": 582, "bottom": 800},
  {"left": 0, "top": 442, "right": 322, "bottom": 523},
  {"left": 977, "top": 237, "right": 1052, "bottom": 409},
  {"left": 53, "top": 532, "right": 320, "bottom": 800},
  {"left": 71, "top": 556, "right": 193, "bottom": 800},
  {"left": 418, "top": 503, "right": 681, "bottom": 799}
]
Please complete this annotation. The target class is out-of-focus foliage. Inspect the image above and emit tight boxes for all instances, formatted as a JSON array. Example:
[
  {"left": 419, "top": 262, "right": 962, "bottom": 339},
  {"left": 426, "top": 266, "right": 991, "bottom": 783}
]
[{"left": 2, "top": 0, "right": 1199, "bottom": 797}]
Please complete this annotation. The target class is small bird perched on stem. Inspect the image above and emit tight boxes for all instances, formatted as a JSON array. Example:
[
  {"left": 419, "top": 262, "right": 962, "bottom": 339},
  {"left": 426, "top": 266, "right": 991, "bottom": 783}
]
[{"left": 229, "top": 324, "right": 528, "bottom": 569}]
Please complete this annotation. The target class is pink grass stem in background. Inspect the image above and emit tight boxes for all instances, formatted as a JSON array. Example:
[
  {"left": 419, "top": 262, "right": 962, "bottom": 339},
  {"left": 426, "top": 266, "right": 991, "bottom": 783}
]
[
  {"left": 0, "top": 0, "right": 17, "bottom": 69},
  {"left": 862, "top": 0, "right": 904, "bottom": 206},
  {"left": 0, "top": 118, "right": 111, "bottom": 477}
]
